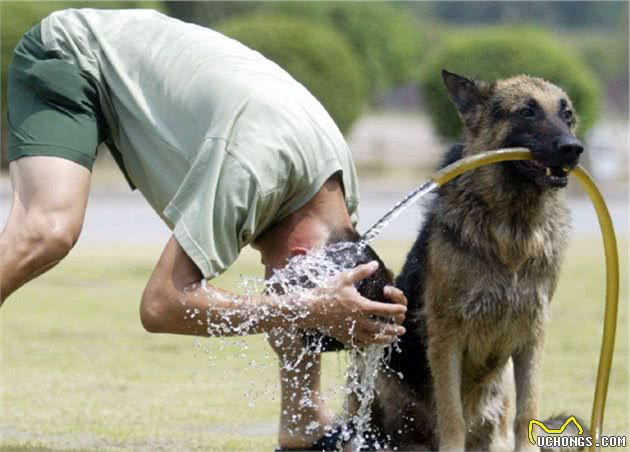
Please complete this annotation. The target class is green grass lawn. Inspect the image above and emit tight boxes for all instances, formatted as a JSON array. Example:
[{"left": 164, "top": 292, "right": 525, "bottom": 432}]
[{"left": 1, "top": 237, "right": 627, "bottom": 451}]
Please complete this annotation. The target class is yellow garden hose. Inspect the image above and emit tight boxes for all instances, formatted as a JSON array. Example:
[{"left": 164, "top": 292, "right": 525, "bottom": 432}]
[{"left": 431, "top": 148, "right": 619, "bottom": 451}]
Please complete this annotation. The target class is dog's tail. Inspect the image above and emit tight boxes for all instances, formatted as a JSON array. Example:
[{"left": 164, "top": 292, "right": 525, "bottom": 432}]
[{"left": 534, "top": 414, "right": 590, "bottom": 452}]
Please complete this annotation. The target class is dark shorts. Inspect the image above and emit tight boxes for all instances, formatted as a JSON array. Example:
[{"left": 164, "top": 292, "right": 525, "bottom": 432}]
[{"left": 7, "top": 24, "right": 133, "bottom": 186}]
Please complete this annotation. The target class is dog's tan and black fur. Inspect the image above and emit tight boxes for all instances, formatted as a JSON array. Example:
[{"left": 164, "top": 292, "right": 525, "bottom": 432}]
[{"left": 369, "top": 71, "right": 583, "bottom": 450}]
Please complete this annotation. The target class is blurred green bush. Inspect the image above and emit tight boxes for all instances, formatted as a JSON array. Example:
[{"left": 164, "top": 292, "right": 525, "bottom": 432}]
[
  {"left": 218, "top": 13, "right": 367, "bottom": 134},
  {"left": 422, "top": 27, "right": 600, "bottom": 140},
  {"left": 267, "top": 2, "right": 422, "bottom": 96},
  {"left": 568, "top": 32, "right": 629, "bottom": 85},
  {"left": 164, "top": 1, "right": 263, "bottom": 27}
]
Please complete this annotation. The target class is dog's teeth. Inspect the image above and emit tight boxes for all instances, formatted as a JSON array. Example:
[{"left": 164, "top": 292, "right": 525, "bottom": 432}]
[
  {"left": 545, "top": 167, "right": 551, "bottom": 176},
  {"left": 562, "top": 166, "right": 570, "bottom": 173}
]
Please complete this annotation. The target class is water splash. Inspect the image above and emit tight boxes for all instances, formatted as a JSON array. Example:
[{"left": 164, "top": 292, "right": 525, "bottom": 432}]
[{"left": 188, "top": 178, "right": 439, "bottom": 451}]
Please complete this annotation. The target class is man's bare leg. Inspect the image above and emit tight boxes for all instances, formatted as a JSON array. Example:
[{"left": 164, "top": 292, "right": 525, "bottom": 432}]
[
  {"left": 0, "top": 156, "right": 90, "bottom": 303},
  {"left": 266, "top": 329, "right": 335, "bottom": 449}
]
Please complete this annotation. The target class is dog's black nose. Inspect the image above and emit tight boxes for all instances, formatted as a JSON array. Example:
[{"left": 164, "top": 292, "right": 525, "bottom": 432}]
[{"left": 557, "top": 136, "right": 584, "bottom": 158}]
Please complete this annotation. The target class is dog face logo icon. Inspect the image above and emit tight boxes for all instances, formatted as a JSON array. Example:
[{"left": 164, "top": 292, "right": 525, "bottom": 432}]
[{"left": 528, "top": 416, "right": 584, "bottom": 445}]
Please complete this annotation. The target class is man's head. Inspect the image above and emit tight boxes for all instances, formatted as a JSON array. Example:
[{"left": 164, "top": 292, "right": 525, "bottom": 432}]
[
  {"left": 254, "top": 173, "right": 398, "bottom": 351},
  {"left": 253, "top": 173, "right": 393, "bottom": 302},
  {"left": 255, "top": 173, "right": 392, "bottom": 292},
  {"left": 300, "top": 226, "right": 394, "bottom": 352}
]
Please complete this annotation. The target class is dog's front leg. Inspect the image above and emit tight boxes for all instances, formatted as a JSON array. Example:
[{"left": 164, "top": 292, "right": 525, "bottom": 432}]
[
  {"left": 427, "top": 330, "right": 465, "bottom": 451},
  {"left": 512, "top": 336, "right": 545, "bottom": 451}
]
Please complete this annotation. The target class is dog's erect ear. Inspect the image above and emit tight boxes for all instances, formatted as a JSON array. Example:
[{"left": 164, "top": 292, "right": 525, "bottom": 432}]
[{"left": 441, "top": 69, "right": 489, "bottom": 116}]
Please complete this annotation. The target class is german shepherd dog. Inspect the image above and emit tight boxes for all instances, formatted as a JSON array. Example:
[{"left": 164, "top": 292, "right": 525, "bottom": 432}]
[{"left": 368, "top": 71, "right": 583, "bottom": 451}]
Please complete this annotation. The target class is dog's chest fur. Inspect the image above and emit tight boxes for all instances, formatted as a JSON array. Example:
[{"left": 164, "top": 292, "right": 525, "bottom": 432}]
[{"left": 425, "top": 166, "right": 570, "bottom": 357}]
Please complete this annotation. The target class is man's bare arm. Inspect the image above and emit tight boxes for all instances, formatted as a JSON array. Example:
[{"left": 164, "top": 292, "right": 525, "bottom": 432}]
[{"left": 139, "top": 236, "right": 407, "bottom": 345}]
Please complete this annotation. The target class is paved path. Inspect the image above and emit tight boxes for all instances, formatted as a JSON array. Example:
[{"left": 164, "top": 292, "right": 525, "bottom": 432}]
[{"left": 1, "top": 187, "right": 625, "bottom": 246}]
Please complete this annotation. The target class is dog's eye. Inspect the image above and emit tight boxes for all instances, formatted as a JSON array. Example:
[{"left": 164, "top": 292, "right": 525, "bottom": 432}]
[
  {"left": 563, "top": 110, "right": 573, "bottom": 121},
  {"left": 519, "top": 107, "right": 536, "bottom": 118}
]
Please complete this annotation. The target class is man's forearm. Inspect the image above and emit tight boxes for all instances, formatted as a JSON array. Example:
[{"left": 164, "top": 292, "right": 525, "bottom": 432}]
[
  {"left": 141, "top": 237, "right": 406, "bottom": 343},
  {"left": 141, "top": 278, "right": 312, "bottom": 337}
]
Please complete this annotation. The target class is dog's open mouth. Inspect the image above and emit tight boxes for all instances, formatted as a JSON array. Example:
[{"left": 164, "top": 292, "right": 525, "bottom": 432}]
[{"left": 516, "top": 160, "right": 570, "bottom": 188}]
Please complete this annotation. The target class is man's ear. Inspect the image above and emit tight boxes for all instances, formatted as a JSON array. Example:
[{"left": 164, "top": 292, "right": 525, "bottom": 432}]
[
  {"left": 289, "top": 247, "right": 309, "bottom": 257},
  {"left": 441, "top": 69, "right": 489, "bottom": 117}
]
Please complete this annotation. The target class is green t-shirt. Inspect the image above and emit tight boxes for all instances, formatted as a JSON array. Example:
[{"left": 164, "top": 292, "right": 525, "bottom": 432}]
[{"left": 41, "top": 9, "right": 360, "bottom": 278}]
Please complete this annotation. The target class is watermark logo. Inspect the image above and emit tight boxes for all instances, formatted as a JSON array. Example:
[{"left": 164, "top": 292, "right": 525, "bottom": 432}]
[
  {"left": 528, "top": 416, "right": 583, "bottom": 445},
  {"left": 529, "top": 416, "right": 627, "bottom": 449}
]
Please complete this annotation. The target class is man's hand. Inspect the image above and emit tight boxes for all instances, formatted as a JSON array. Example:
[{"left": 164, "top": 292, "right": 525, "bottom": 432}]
[{"left": 302, "top": 261, "right": 407, "bottom": 347}]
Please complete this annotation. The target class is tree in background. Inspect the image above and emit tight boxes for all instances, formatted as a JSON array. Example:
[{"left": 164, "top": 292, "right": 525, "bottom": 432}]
[
  {"left": 406, "top": 1, "right": 628, "bottom": 115},
  {"left": 267, "top": 2, "right": 422, "bottom": 99},
  {"left": 164, "top": 2, "right": 423, "bottom": 101},
  {"left": 426, "top": 1, "right": 626, "bottom": 29},
  {"left": 422, "top": 27, "right": 600, "bottom": 140},
  {"left": 218, "top": 13, "right": 367, "bottom": 134},
  {"left": 163, "top": 1, "right": 261, "bottom": 27}
]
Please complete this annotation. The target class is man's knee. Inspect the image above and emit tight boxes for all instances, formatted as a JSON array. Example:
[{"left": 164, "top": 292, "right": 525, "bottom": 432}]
[
  {"left": 27, "top": 212, "right": 81, "bottom": 262},
  {"left": 10, "top": 209, "right": 83, "bottom": 270},
  {"left": 140, "top": 283, "right": 172, "bottom": 333}
]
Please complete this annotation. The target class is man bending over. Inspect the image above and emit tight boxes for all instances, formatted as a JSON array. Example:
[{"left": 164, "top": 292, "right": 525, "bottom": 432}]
[{"left": 0, "top": 9, "right": 406, "bottom": 450}]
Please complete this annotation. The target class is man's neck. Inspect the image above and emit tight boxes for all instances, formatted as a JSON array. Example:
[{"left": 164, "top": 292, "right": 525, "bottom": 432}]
[{"left": 254, "top": 176, "right": 353, "bottom": 270}]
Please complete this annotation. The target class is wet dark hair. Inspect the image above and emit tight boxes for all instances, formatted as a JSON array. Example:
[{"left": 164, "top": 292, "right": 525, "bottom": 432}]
[{"left": 304, "top": 227, "right": 394, "bottom": 352}]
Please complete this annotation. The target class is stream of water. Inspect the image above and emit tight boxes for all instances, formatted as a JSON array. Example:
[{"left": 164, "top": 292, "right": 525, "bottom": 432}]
[
  {"left": 195, "top": 178, "right": 440, "bottom": 451},
  {"left": 361, "top": 181, "right": 437, "bottom": 244}
]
